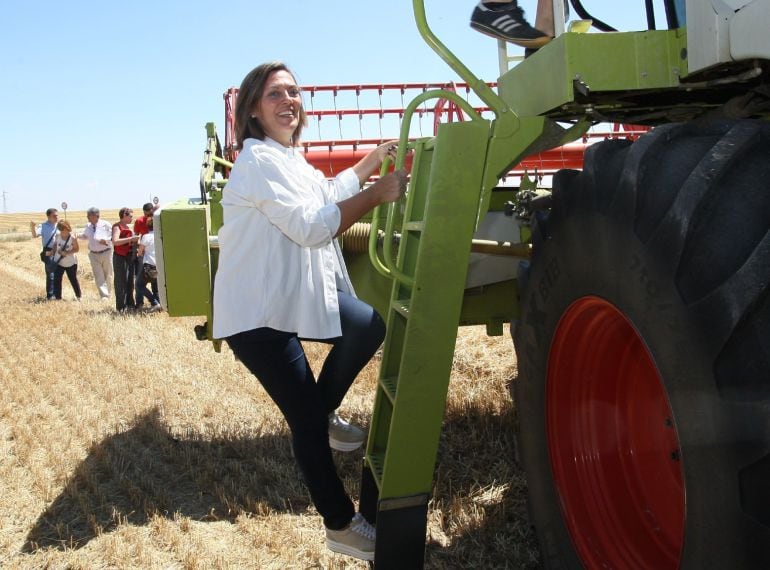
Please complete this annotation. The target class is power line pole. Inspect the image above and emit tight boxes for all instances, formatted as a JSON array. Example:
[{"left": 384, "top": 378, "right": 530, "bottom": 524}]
[{"left": 1, "top": 190, "right": 7, "bottom": 213}]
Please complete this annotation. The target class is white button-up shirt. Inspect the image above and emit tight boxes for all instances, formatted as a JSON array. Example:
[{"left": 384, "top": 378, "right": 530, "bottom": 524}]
[
  {"left": 213, "top": 137, "right": 360, "bottom": 340},
  {"left": 140, "top": 233, "right": 156, "bottom": 266},
  {"left": 80, "top": 219, "right": 113, "bottom": 253}
]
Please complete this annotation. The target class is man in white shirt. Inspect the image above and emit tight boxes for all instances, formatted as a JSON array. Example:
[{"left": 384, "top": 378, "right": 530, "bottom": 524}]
[{"left": 78, "top": 206, "right": 113, "bottom": 298}]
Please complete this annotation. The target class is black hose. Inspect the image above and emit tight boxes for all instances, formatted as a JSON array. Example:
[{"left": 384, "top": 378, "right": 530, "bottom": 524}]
[
  {"left": 663, "top": 0, "right": 681, "bottom": 29},
  {"left": 645, "top": 0, "right": 656, "bottom": 30},
  {"left": 568, "top": 0, "right": 618, "bottom": 32}
]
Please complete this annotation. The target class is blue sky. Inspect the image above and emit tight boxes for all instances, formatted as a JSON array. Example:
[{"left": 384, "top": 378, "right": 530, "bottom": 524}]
[{"left": 1, "top": 1, "right": 663, "bottom": 214}]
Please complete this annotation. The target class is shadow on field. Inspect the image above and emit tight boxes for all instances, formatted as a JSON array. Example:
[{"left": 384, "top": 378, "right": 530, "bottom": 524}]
[
  {"left": 23, "top": 393, "right": 540, "bottom": 567},
  {"left": 22, "top": 407, "right": 311, "bottom": 552}
]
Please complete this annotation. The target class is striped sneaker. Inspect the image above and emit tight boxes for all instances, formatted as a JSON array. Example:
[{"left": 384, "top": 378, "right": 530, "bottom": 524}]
[
  {"left": 470, "top": 2, "right": 551, "bottom": 48},
  {"left": 328, "top": 412, "right": 366, "bottom": 452}
]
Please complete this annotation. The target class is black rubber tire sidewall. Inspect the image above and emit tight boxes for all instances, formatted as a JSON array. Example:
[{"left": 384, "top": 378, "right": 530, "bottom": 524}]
[{"left": 513, "top": 120, "right": 770, "bottom": 569}]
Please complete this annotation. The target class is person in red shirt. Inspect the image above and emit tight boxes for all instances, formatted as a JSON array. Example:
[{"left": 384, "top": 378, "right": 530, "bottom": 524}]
[
  {"left": 111, "top": 207, "right": 140, "bottom": 312},
  {"left": 133, "top": 203, "right": 154, "bottom": 235},
  {"left": 133, "top": 202, "right": 155, "bottom": 309}
]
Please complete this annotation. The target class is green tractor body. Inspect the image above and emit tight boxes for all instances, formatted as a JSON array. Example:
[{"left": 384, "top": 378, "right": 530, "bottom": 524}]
[{"left": 156, "top": 0, "right": 770, "bottom": 567}]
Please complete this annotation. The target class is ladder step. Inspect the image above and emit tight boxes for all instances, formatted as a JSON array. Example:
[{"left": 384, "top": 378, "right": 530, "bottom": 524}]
[
  {"left": 366, "top": 451, "right": 385, "bottom": 488},
  {"left": 390, "top": 299, "right": 411, "bottom": 318},
  {"left": 379, "top": 376, "right": 398, "bottom": 403},
  {"left": 403, "top": 221, "right": 425, "bottom": 232}
]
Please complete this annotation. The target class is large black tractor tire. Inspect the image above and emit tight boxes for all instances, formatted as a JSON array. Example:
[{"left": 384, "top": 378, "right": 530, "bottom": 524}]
[{"left": 513, "top": 119, "right": 770, "bottom": 569}]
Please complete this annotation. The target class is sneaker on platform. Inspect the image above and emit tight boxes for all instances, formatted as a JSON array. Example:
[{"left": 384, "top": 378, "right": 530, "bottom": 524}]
[
  {"left": 328, "top": 412, "right": 365, "bottom": 452},
  {"left": 326, "top": 513, "right": 375, "bottom": 561},
  {"left": 470, "top": 2, "right": 551, "bottom": 48}
]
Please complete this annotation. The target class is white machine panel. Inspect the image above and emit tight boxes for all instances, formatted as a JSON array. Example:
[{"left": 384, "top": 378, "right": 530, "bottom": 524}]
[{"left": 686, "top": 0, "right": 770, "bottom": 75}]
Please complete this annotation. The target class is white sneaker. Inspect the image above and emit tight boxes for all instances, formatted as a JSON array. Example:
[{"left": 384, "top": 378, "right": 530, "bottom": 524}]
[
  {"left": 328, "top": 413, "right": 366, "bottom": 452},
  {"left": 326, "top": 513, "right": 375, "bottom": 561}
]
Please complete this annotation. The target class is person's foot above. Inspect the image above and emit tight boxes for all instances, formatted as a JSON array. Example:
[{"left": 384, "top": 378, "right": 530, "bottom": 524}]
[{"left": 470, "top": 2, "right": 551, "bottom": 48}]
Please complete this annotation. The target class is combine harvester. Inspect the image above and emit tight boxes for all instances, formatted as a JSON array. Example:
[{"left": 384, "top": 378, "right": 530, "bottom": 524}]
[{"left": 157, "top": 0, "right": 770, "bottom": 567}]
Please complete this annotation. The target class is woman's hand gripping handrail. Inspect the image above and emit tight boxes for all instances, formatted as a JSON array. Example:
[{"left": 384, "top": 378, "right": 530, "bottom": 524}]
[{"left": 368, "top": 89, "right": 485, "bottom": 286}]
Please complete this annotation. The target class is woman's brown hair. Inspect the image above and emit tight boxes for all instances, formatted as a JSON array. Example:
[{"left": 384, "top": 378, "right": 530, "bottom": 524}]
[
  {"left": 234, "top": 61, "right": 307, "bottom": 149},
  {"left": 56, "top": 220, "right": 72, "bottom": 232}
]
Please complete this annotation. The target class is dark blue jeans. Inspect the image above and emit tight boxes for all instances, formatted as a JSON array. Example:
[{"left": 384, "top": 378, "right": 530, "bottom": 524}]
[
  {"left": 44, "top": 257, "right": 58, "bottom": 299},
  {"left": 226, "top": 291, "right": 385, "bottom": 530}
]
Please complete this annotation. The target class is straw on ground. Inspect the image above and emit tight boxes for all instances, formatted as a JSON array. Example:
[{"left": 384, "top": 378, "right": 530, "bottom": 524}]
[{"left": 0, "top": 237, "right": 540, "bottom": 569}]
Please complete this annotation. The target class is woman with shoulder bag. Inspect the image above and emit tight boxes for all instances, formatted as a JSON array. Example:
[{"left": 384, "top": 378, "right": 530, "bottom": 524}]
[{"left": 52, "top": 220, "right": 82, "bottom": 301}]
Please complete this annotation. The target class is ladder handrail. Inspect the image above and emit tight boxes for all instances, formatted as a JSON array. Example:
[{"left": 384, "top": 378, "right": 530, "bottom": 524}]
[
  {"left": 368, "top": 89, "right": 485, "bottom": 285},
  {"left": 412, "top": 0, "right": 513, "bottom": 120}
]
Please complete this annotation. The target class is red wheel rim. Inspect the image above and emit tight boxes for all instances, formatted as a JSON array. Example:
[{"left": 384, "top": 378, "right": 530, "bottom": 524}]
[{"left": 547, "top": 297, "right": 685, "bottom": 569}]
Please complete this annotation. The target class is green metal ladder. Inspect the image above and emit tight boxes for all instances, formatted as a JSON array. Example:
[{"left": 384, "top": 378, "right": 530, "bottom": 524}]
[
  {"left": 359, "top": 103, "right": 492, "bottom": 567},
  {"left": 357, "top": 3, "right": 587, "bottom": 566}
]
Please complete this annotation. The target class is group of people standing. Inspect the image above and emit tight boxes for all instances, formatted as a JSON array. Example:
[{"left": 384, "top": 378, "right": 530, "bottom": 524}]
[
  {"left": 32, "top": 203, "right": 161, "bottom": 313},
  {"left": 108, "top": 204, "right": 162, "bottom": 312}
]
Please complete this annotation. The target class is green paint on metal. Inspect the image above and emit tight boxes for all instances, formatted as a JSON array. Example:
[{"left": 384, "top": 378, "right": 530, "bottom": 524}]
[
  {"left": 365, "top": 119, "right": 491, "bottom": 499},
  {"left": 519, "top": 171, "right": 538, "bottom": 193},
  {"left": 459, "top": 279, "right": 520, "bottom": 331},
  {"left": 369, "top": 89, "right": 485, "bottom": 285},
  {"left": 497, "top": 29, "right": 688, "bottom": 119},
  {"left": 211, "top": 155, "right": 233, "bottom": 169},
  {"left": 479, "top": 115, "right": 590, "bottom": 229},
  {"left": 208, "top": 188, "right": 223, "bottom": 236},
  {"left": 479, "top": 115, "right": 545, "bottom": 225},
  {"left": 202, "top": 122, "right": 226, "bottom": 235},
  {"left": 487, "top": 188, "right": 517, "bottom": 211},
  {"left": 156, "top": 199, "right": 212, "bottom": 317}
]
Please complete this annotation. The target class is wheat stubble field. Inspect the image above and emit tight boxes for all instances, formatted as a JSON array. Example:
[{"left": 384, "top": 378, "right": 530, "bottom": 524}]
[
  {"left": 0, "top": 210, "right": 123, "bottom": 236},
  {"left": 0, "top": 234, "right": 540, "bottom": 569}
]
